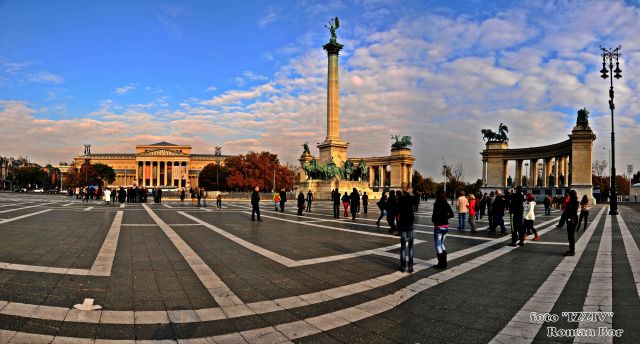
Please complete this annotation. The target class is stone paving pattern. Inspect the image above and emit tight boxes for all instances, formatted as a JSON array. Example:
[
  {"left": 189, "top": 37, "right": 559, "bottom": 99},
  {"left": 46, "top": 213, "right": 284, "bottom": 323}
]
[{"left": 0, "top": 193, "right": 638, "bottom": 343}]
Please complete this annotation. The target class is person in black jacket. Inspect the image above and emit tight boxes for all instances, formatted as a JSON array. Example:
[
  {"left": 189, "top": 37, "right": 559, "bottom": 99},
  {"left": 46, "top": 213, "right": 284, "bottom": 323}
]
[
  {"left": 432, "top": 190, "right": 454, "bottom": 269},
  {"left": 362, "top": 192, "right": 369, "bottom": 214},
  {"left": 386, "top": 190, "right": 397, "bottom": 233},
  {"left": 490, "top": 190, "right": 507, "bottom": 234},
  {"left": 398, "top": 191, "right": 416, "bottom": 272},
  {"left": 251, "top": 186, "right": 262, "bottom": 221},
  {"left": 297, "top": 191, "right": 305, "bottom": 216},
  {"left": 350, "top": 188, "right": 360, "bottom": 220},
  {"left": 279, "top": 188, "right": 287, "bottom": 212},
  {"left": 563, "top": 190, "right": 579, "bottom": 256},
  {"left": 332, "top": 188, "right": 340, "bottom": 218},
  {"left": 376, "top": 192, "right": 387, "bottom": 226},
  {"left": 508, "top": 186, "right": 525, "bottom": 247},
  {"left": 306, "top": 190, "right": 313, "bottom": 212}
]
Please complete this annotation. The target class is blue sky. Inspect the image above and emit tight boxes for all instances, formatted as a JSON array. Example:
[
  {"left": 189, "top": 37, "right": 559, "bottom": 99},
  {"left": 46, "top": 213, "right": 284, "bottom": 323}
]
[{"left": 1, "top": 0, "right": 640, "bottom": 179}]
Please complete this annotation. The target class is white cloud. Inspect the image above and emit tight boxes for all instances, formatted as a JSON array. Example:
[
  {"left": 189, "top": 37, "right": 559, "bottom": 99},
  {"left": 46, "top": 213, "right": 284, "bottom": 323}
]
[
  {"left": 114, "top": 84, "right": 136, "bottom": 95},
  {"left": 27, "top": 71, "right": 64, "bottom": 84},
  {"left": 258, "top": 8, "right": 278, "bottom": 28},
  {"left": 204, "top": 86, "right": 217, "bottom": 92}
]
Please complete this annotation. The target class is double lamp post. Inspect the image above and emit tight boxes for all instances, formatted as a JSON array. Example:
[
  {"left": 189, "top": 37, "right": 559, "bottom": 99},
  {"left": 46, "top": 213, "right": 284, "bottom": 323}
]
[{"left": 600, "top": 45, "right": 622, "bottom": 215}]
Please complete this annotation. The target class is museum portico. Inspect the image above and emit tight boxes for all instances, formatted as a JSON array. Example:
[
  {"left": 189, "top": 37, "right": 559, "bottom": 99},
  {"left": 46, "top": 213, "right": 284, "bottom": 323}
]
[{"left": 73, "top": 142, "right": 232, "bottom": 188}]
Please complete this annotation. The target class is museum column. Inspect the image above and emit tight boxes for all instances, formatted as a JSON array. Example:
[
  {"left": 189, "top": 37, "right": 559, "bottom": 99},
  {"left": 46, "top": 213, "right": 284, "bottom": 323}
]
[{"left": 515, "top": 160, "right": 523, "bottom": 186}]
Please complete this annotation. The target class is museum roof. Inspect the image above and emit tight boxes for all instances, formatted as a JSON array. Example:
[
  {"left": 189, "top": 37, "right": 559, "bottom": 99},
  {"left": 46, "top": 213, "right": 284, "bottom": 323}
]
[{"left": 149, "top": 141, "right": 178, "bottom": 146}]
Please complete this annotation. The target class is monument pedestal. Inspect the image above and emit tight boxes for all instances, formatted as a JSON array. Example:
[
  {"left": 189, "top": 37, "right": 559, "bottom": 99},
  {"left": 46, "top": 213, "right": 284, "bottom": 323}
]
[
  {"left": 317, "top": 140, "right": 348, "bottom": 165},
  {"left": 569, "top": 124, "right": 596, "bottom": 203}
]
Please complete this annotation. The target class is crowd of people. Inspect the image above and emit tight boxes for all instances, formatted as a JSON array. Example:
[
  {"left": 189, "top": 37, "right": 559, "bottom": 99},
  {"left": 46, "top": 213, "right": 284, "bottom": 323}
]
[{"left": 67, "top": 185, "right": 223, "bottom": 208}]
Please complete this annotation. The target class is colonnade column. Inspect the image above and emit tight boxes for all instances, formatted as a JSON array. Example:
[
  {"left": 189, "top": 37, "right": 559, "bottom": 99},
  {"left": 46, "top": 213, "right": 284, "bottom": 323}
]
[
  {"left": 565, "top": 156, "right": 570, "bottom": 186},
  {"left": 482, "top": 161, "right": 487, "bottom": 186},
  {"left": 554, "top": 158, "right": 559, "bottom": 187},
  {"left": 543, "top": 158, "right": 550, "bottom": 188},
  {"left": 502, "top": 160, "right": 508, "bottom": 187},
  {"left": 379, "top": 165, "right": 385, "bottom": 188},
  {"left": 515, "top": 160, "right": 523, "bottom": 186},
  {"left": 529, "top": 159, "right": 537, "bottom": 188}
]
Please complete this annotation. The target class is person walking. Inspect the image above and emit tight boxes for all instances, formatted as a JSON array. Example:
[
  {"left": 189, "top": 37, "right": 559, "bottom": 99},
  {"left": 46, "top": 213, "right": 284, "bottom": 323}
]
[
  {"left": 201, "top": 187, "right": 207, "bottom": 207},
  {"left": 563, "top": 190, "right": 579, "bottom": 256},
  {"left": 468, "top": 194, "right": 477, "bottom": 232},
  {"left": 297, "top": 191, "right": 305, "bottom": 216},
  {"left": 306, "top": 190, "right": 313, "bottom": 212},
  {"left": 413, "top": 191, "right": 420, "bottom": 213},
  {"left": 216, "top": 192, "right": 222, "bottom": 209},
  {"left": 432, "top": 190, "right": 454, "bottom": 269},
  {"left": 524, "top": 193, "right": 540, "bottom": 241},
  {"left": 362, "top": 192, "right": 369, "bottom": 214},
  {"left": 487, "top": 191, "right": 495, "bottom": 228},
  {"left": 341, "top": 191, "right": 350, "bottom": 217},
  {"left": 180, "top": 187, "right": 185, "bottom": 204},
  {"left": 157, "top": 187, "right": 163, "bottom": 203},
  {"left": 273, "top": 191, "right": 280, "bottom": 211},
  {"left": 251, "top": 186, "right": 262, "bottom": 221},
  {"left": 386, "top": 190, "right": 397, "bottom": 233},
  {"left": 456, "top": 191, "right": 469, "bottom": 230},
  {"left": 190, "top": 187, "right": 196, "bottom": 206},
  {"left": 577, "top": 195, "right": 590, "bottom": 231},
  {"left": 544, "top": 194, "right": 552, "bottom": 215},
  {"left": 350, "top": 188, "right": 360, "bottom": 221},
  {"left": 490, "top": 190, "right": 507, "bottom": 235},
  {"left": 279, "top": 188, "right": 287, "bottom": 212},
  {"left": 196, "top": 187, "right": 202, "bottom": 207},
  {"left": 104, "top": 188, "right": 111, "bottom": 207},
  {"left": 509, "top": 186, "right": 525, "bottom": 246},
  {"left": 376, "top": 191, "right": 387, "bottom": 226},
  {"left": 332, "top": 188, "right": 340, "bottom": 218},
  {"left": 398, "top": 191, "right": 415, "bottom": 273}
]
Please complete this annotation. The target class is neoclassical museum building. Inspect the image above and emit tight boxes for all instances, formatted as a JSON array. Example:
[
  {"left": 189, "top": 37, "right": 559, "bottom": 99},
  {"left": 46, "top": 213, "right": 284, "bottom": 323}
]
[{"left": 73, "top": 142, "right": 232, "bottom": 188}]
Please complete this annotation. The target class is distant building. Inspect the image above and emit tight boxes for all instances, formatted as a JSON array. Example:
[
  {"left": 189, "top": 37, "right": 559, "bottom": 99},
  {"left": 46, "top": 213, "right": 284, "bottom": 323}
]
[{"left": 73, "top": 142, "right": 234, "bottom": 188}]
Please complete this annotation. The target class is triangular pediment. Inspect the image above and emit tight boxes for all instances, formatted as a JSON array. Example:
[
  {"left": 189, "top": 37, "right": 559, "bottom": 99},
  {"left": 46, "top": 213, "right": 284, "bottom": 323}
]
[{"left": 138, "top": 148, "right": 187, "bottom": 157}]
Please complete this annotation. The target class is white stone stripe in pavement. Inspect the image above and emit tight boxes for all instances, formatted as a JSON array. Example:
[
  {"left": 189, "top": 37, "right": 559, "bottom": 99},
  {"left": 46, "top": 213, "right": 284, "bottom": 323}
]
[
  {"left": 0, "top": 202, "right": 30, "bottom": 208},
  {"left": 0, "top": 209, "right": 52, "bottom": 225},
  {"left": 0, "top": 201, "right": 57, "bottom": 213},
  {"left": 162, "top": 203, "right": 173, "bottom": 208},
  {"left": 88, "top": 211, "right": 123, "bottom": 276},
  {"left": 0, "top": 228, "right": 528, "bottom": 342},
  {"left": 489, "top": 206, "right": 607, "bottom": 344},
  {"left": 61, "top": 203, "right": 73, "bottom": 207},
  {"left": 142, "top": 204, "right": 246, "bottom": 310},
  {"left": 119, "top": 203, "right": 125, "bottom": 208},
  {"left": 617, "top": 213, "right": 640, "bottom": 303},
  {"left": 0, "top": 212, "right": 564, "bottom": 328},
  {"left": 83, "top": 206, "right": 93, "bottom": 211},
  {"left": 573, "top": 214, "right": 612, "bottom": 343},
  {"left": 180, "top": 210, "right": 303, "bottom": 267}
]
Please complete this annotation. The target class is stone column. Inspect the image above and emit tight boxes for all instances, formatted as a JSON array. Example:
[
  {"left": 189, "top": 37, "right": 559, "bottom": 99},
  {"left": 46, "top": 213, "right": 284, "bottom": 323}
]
[
  {"left": 529, "top": 159, "right": 537, "bottom": 188},
  {"left": 482, "top": 160, "right": 487, "bottom": 185},
  {"left": 135, "top": 162, "right": 139, "bottom": 186},
  {"left": 554, "top": 158, "right": 559, "bottom": 187},
  {"left": 368, "top": 166, "right": 374, "bottom": 187},
  {"left": 408, "top": 164, "right": 413, "bottom": 186},
  {"left": 515, "top": 160, "right": 523, "bottom": 186},
  {"left": 502, "top": 160, "right": 508, "bottom": 187},
  {"left": 543, "top": 158, "right": 549, "bottom": 188},
  {"left": 164, "top": 161, "right": 168, "bottom": 186},
  {"left": 324, "top": 41, "right": 342, "bottom": 141},
  {"left": 379, "top": 165, "right": 385, "bottom": 188},
  {"left": 564, "top": 156, "right": 570, "bottom": 185}
]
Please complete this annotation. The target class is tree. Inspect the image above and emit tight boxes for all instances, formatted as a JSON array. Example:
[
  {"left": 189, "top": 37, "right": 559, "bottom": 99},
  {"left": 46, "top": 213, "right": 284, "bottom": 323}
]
[
  {"left": 93, "top": 163, "right": 116, "bottom": 185},
  {"left": 8, "top": 166, "right": 46, "bottom": 188},
  {"left": 198, "top": 163, "right": 229, "bottom": 190},
  {"left": 225, "top": 151, "right": 295, "bottom": 192},
  {"left": 76, "top": 161, "right": 101, "bottom": 187},
  {"left": 442, "top": 162, "right": 465, "bottom": 197},
  {"left": 592, "top": 160, "right": 608, "bottom": 177},
  {"left": 632, "top": 171, "right": 640, "bottom": 185},
  {"left": 412, "top": 170, "right": 438, "bottom": 196}
]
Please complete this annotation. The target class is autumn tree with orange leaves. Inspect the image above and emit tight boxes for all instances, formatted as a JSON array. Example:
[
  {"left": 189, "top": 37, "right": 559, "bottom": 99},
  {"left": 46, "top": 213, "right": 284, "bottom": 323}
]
[{"left": 225, "top": 151, "right": 298, "bottom": 192}]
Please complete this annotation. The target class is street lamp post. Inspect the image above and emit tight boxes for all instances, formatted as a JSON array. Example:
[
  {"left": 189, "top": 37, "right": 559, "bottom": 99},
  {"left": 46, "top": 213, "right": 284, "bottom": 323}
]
[
  {"left": 525, "top": 162, "right": 529, "bottom": 188},
  {"left": 600, "top": 45, "right": 622, "bottom": 215}
]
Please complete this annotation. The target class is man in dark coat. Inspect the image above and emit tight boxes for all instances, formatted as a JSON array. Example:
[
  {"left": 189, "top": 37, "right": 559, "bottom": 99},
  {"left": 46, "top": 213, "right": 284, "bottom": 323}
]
[
  {"left": 362, "top": 192, "right": 369, "bottom": 214},
  {"left": 306, "top": 190, "right": 313, "bottom": 212},
  {"left": 332, "top": 188, "right": 340, "bottom": 218},
  {"left": 508, "top": 186, "right": 525, "bottom": 246},
  {"left": 297, "top": 191, "right": 305, "bottom": 215},
  {"left": 387, "top": 190, "right": 397, "bottom": 233},
  {"left": 251, "top": 186, "right": 262, "bottom": 221},
  {"left": 350, "top": 188, "right": 360, "bottom": 221},
  {"left": 279, "top": 188, "right": 287, "bottom": 212}
]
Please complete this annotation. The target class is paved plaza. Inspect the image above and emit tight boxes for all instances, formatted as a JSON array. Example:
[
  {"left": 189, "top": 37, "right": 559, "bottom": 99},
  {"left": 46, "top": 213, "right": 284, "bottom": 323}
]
[{"left": 0, "top": 192, "right": 639, "bottom": 343}]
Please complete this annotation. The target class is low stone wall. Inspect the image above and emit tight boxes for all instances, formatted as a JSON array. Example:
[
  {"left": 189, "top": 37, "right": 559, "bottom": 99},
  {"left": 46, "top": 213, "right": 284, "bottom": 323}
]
[{"left": 296, "top": 180, "right": 381, "bottom": 200}]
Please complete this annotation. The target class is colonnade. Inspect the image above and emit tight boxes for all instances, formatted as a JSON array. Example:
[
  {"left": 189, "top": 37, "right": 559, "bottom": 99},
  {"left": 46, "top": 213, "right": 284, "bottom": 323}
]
[
  {"left": 481, "top": 155, "right": 571, "bottom": 189},
  {"left": 136, "top": 160, "right": 188, "bottom": 188},
  {"left": 366, "top": 163, "right": 413, "bottom": 190}
]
